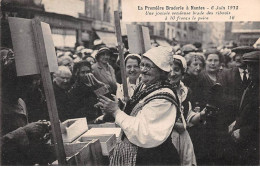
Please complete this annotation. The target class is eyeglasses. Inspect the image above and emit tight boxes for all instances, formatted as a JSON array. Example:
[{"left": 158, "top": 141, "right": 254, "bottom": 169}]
[{"left": 140, "top": 63, "right": 156, "bottom": 71}]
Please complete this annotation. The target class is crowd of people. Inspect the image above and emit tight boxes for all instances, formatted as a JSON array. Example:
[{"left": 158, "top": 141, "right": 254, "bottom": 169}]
[{"left": 1, "top": 38, "right": 259, "bottom": 166}]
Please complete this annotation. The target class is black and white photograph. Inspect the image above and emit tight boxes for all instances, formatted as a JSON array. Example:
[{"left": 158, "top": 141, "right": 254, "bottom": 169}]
[{"left": 0, "top": 0, "right": 259, "bottom": 166}]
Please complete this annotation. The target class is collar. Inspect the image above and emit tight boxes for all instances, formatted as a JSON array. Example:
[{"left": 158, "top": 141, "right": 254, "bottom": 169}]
[
  {"left": 127, "top": 76, "right": 141, "bottom": 86},
  {"left": 177, "top": 81, "right": 188, "bottom": 103},
  {"left": 238, "top": 67, "right": 248, "bottom": 73}
]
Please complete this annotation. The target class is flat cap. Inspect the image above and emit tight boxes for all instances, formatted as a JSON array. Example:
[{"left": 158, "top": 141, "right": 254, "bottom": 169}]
[
  {"left": 243, "top": 51, "right": 260, "bottom": 63},
  {"left": 231, "top": 46, "right": 256, "bottom": 54}
]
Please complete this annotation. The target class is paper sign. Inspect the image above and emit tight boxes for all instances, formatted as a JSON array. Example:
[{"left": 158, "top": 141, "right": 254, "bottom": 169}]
[
  {"left": 127, "top": 24, "right": 151, "bottom": 54},
  {"left": 8, "top": 17, "right": 58, "bottom": 76}
]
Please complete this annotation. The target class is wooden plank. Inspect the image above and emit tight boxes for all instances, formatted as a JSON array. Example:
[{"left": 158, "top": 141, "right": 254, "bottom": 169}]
[
  {"left": 114, "top": 11, "right": 129, "bottom": 101},
  {"left": 31, "top": 18, "right": 67, "bottom": 165}
]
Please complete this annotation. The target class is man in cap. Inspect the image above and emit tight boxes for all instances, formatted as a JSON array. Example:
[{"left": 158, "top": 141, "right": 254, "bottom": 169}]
[
  {"left": 217, "top": 46, "right": 257, "bottom": 126},
  {"left": 228, "top": 51, "right": 259, "bottom": 165},
  {"left": 216, "top": 46, "right": 258, "bottom": 165}
]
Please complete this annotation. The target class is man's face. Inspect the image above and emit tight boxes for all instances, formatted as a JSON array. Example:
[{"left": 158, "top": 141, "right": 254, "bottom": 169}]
[
  {"left": 234, "top": 54, "right": 246, "bottom": 68},
  {"left": 55, "top": 71, "right": 72, "bottom": 89}
]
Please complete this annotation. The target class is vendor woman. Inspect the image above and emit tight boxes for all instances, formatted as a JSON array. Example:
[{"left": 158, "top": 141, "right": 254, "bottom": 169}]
[{"left": 96, "top": 46, "right": 180, "bottom": 166}]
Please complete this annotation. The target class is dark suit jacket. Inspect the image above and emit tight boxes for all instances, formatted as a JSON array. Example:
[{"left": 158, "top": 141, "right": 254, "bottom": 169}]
[
  {"left": 217, "top": 67, "right": 247, "bottom": 126},
  {"left": 233, "top": 82, "right": 259, "bottom": 146},
  {"left": 232, "top": 82, "right": 259, "bottom": 165}
]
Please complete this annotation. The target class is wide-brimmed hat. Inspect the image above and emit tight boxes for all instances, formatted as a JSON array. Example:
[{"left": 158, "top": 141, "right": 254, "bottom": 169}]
[
  {"left": 173, "top": 55, "right": 187, "bottom": 72},
  {"left": 143, "top": 46, "right": 173, "bottom": 72}
]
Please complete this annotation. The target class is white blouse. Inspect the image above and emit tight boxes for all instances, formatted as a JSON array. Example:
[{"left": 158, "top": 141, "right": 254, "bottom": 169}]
[{"left": 114, "top": 88, "right": 177, "bottom": 148}]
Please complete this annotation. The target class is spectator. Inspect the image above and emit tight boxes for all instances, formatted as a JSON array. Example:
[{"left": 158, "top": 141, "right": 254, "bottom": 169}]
[
  {"left": 183, "top": 52, "right": 205, "bottom": 104},
  {"left": 92, "top": 47, "right": 117, "bottom": 94},
  {"left": 53, "top": 66, "right": 72, "bottom": 122},
  {"left": 216, "top": 46, "right": 257, "bottom": 165},
  {"left": 168, "top": 55, "right": 197, "bottom": 166},
  {"left": 69, "top": 60, "right": 103, "bottom": 123},
  {"left": 228, "top": 51, "right": 259, "bottom": 165},
  {"left": 116, "top": 53, "right": 141, "bottom": 100},
  {"left": 189, "top": 52, "right": 221, "bottom": 165}
]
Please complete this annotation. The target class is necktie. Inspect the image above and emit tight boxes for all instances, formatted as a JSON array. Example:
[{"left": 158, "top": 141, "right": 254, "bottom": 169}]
[{"left": 242, "top": 70, "right": 248, "bottom": 87}]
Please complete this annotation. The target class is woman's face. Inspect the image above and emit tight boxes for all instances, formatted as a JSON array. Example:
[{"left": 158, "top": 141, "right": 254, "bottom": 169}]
[
  {"left": 206, "top": 54, "right": 220, "bottom": 73},
  {"left": 188, "top": 58, "right": 203, "bottom": 76},
  {"left": 79, "top": 66, "right": 91, "bottom": 79},
  {"left": 140, "top": 57, "right": 161, "bottom": 85},
  {"left": 169, "top": 62, "right": 183, "bottom": 85},
  {"left": 126, "top": 58, "right": 140, "bottom": 82},
  {"left": 98, "top": 53, "right": 110, "bottom": 64}
]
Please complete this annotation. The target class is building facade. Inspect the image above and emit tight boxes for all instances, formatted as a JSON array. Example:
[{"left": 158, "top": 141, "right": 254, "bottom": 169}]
[
  {"left": 225, "top": 22, "right": 260, "bottom": 46},
  {"left": 1, "top": 0, "right": 93, "bottom": 49}
]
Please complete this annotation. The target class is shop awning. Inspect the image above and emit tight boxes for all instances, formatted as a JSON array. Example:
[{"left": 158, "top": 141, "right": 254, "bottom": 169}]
[
  {"left": 96, "top": 31, "right": 117, "bottom": 47},
  {"left": 156, "top": 39, "right": 171, "bottom": 47}
]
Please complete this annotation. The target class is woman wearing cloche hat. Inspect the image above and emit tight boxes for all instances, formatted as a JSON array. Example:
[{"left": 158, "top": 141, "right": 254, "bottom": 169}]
[{"left": 96, "top": 46, "right": 180, "bottom": 165}]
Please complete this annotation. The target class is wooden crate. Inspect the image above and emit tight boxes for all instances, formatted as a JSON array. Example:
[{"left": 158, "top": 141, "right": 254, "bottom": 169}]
[
  {"left": 82, "top": 127, "right": 121, "bottom": 138},
  {"left": 88, "top": 122, "right": 118, "bottom": 129},
  {"left": 61, "top": 118, "right": 88, "bottom": 143},
  {"left": 77, "top": 134, "right": 116, "bottom": 156},
  {"left": 51, "top": 139, "right": 103, "bottom": 166},
  {"left": 51, "top": 142, "right": 91, "bottom": 165}
]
